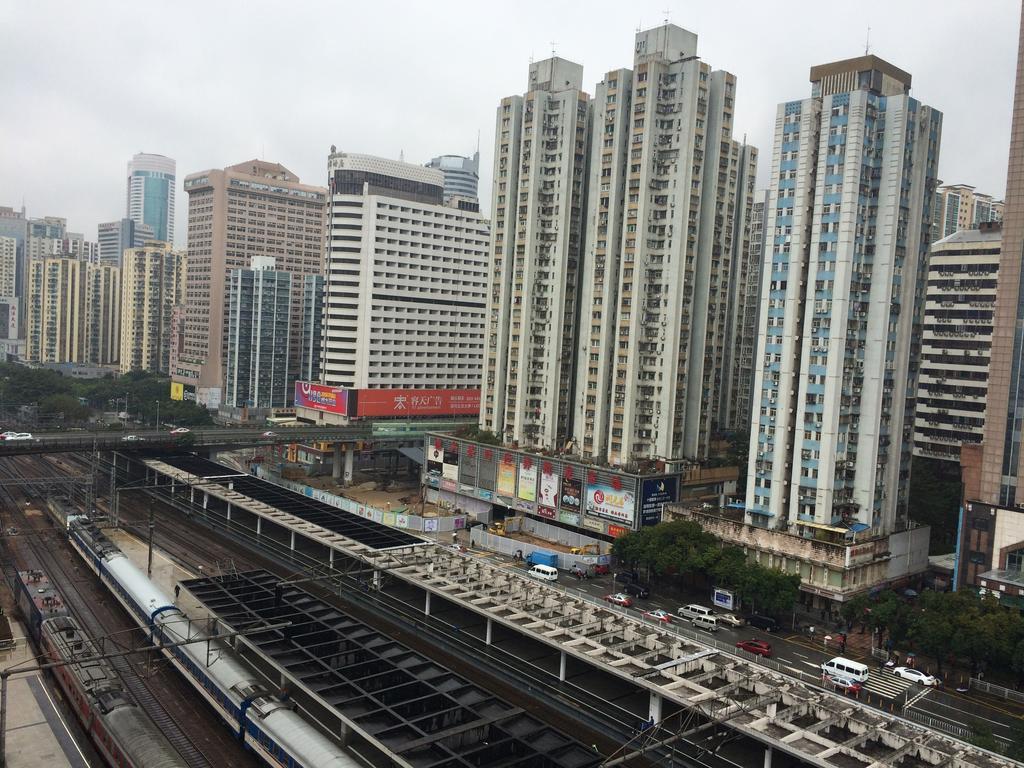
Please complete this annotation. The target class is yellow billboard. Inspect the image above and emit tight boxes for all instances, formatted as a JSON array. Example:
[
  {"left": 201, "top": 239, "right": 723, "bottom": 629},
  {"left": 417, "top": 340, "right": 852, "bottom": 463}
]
[{"left": 170, "top": 381, "right": 184, "bottom": 401}]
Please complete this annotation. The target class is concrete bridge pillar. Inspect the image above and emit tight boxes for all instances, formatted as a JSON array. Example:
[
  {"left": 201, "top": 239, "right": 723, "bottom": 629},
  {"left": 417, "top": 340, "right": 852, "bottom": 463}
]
[
  {"left": 649, "top": 692, "right": 662, "bottom": 723},
  {"left": 764, "top": 747, "right": 773, "bottom": 768},
  {"left": 332, "top": 443, "right": 354, "bottom": 484},
  {"left": 485, "top": 618, "right": 493, "bottom": 646},
  {"left": 425, "top": 591, "right": 431, "bottom": 616},
  {"left": 559, "top": 651, "right": 566, "bottom": 682}
]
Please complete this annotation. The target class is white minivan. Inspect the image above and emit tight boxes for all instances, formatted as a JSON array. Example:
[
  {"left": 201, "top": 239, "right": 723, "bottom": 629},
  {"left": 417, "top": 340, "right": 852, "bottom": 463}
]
[
  {"left": 678, "top": 604, "right": 714, "bottom": 621},
  {"left": 692, "top": 615, "right": 719, "bottom": 632},
  {"left": 527, "top": 564, "right": 558, "bottom": 582},
  {"left": 821, "top": 657, "right": 869, "bottom": 683}
]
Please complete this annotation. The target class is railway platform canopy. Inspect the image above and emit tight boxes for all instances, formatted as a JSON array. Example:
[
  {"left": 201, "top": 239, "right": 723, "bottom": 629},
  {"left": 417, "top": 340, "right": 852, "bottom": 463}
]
[
  {"left": 140, "top": 456, "right": 1016, "bottom": 768},
  {"left": 182, "top": 569, "right": 600, "bottom": 768}
]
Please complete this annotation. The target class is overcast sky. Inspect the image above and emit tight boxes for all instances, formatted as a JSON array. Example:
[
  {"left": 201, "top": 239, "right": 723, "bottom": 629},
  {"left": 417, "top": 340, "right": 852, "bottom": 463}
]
[{"left": 2, "top": 0, "right": 1019, "bottom": 248}]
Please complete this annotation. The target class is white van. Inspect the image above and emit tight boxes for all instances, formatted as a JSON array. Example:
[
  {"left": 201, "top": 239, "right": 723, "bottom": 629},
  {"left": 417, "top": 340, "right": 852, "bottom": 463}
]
[
  {"left": 821, "top": 657, "right": 869, "bottom": 683},
  {"left": 678, "top": 604, "right": 714, "bottom": 621},
  {"left": 527, "top": 564, "right": 558, "bottom": 582},
  {"left": 692, "top": 615, "right": 719, "bottom": 632}
]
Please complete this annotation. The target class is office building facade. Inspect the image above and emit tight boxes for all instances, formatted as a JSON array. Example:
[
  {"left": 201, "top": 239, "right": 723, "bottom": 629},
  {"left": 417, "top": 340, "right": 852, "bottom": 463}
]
[
  {"left": 84, "top": 263, "right": 120, "bottom": 365},
  {"left": 0, "top": 207, "right": 27, "bottom": 338},
  {"left": 481, "top": 57, "right": 590, "bottom": 450},
  {"left": 426, "top": 152, "right": 481, "bottom": 204},
  {"left": 299, "top": 274, "right": 324, "bottom": 383},
  {"left": 0, "top": 236, "right": 15, "bottom": 299},
  {"left": 98, "top": 218, "right": 154, "bottom": 265},
  {"left": 119, "top": 243, "right": 185, "bottom": 374},
  {"left": 746, "top": 55, "right": 942, "bottom": 538},
  {"left": 224, "top": 256, "right": 292, "bottom": 412},
  {"left": 319, "top": 152, "right": 489, "bottom": 393},
  {"left": 914, "top": 225, "right": 1000, "bottom": 462},
  {"left": 126, "top": 153, "right": 175, "bottom": 243},
  {"left": 932, "top": 184, "right": 1004, "bottom": 241},
  {"left": 177, "top": 160, "right": 325, "bottom": 408}
]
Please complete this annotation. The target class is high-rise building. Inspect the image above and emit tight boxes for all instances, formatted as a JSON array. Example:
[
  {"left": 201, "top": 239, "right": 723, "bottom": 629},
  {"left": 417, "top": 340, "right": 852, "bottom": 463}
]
[
  {"left": 97, "top": 218, "right": 154, "bottom": 265},
  {"left": 26, "top": 255, "right": 85, "bottom": 363},
  {"left": 299, "top": 274, "right": 324, "bottom": 383},
  {"left": 932, "top": 183, "right": 1004, "bottom": 241},
  {"left": 970, "top": 12, "right": 1024, "bottom": 508},
  {"left": 425, "top": 152, "right": 481, "bottom": 204},
  {"left": 224, "top": 256, "right": 292, "bottom": 413},
  {"left": 84, "top": 263, "right": 120, "bottom": 365},
  {"left": 481, "top": 57, "right": 589, "bottom": 449},
  {"left": 177, "top": 160, "right": 326, "bottom": 408},
  {"left": 126, "top": 153, "right": 175, "bottom": 243},
  {"left": 119, "top": 243, "right": 185, "bottom": 374},
  {"left": 730, "top": 191, "right": 770, "bottom": 437},
  {"left": 745, "top": 55, "right": 942, "bottom": 538},
  {"left": 0, "top": 237, "right": 15, "bottom": 298},
  {"left": 319, "top": 151, "right": 489, "bottom": 391},
  {"left": 26, "top": 216, "right": 68, "bottom": 260},
  {"left": 0, "top": 207, "right": 27, "bottom": 338},
  {"left": 914, "top": 224, "right": 1001, "bottom": 462}
]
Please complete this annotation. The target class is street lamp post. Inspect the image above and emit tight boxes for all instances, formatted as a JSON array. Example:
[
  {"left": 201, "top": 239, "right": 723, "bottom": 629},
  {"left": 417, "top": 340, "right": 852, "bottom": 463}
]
[{"left": 155, "top": 400, "right": 160, "bottom": 430}]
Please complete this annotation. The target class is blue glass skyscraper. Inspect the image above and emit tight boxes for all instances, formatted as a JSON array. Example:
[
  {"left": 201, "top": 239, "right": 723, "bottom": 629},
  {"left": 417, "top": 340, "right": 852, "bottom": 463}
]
[{"left": 126, "top": 152, "right": 175, "bottom": 243}]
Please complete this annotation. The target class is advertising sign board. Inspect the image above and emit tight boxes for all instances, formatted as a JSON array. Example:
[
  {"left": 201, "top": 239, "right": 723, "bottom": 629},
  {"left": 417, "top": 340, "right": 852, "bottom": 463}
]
[
  {"left": 560, "top": 478, "right": 582, "bottom": 511},
  {"left": 640, "top": 477, "right": 679, "bottom": 527},
  {"left": 294, "top": 382, "right": 348, "bottom": 414},
  {"left": 712, "top": 587, "right": 736, "bottom": 612},
  {"left": 517, "top": 463, "right": 537, "bottom": 501},
  {"left": 539, "top": 469, "right": 559, "bottom": 507},
  {"left": 353, "top": 388, "right": 480, "bottom": 417},
  {"left": 496, "top": 461, "right": 516, "bottom": 497},
  {"left": 585, "top": 481, "right": 636, "bottom": 525}
]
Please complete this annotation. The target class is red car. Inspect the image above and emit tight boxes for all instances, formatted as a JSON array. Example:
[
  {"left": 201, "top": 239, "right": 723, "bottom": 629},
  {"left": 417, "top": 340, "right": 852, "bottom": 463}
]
[
  {"left": 736, "top": 639, "right": 773, "bottom": 658},
  {"left": 604, "top": 593, "right": 634, "bottom": 608}
]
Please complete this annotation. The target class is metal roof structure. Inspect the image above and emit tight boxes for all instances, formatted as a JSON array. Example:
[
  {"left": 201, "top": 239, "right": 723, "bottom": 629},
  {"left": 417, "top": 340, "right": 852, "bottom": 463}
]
[
  {"left": 153, "top": 455, "right": 423, "bottom": 550},
  {"left": 143, "top": 458, "right": 1018, "bottom": 768},
  {"left": 183, "top": 569, "right": 600, "bottom": 768}
]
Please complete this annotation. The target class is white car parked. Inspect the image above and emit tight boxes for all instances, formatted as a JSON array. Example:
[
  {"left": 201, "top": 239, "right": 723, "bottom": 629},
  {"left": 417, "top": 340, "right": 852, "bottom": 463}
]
[
  {"left": 5, "top": 433, "right": 33, "bottom": 441},
  {"left": 892, "top": 666, "right": 938, "bottom": 686}
]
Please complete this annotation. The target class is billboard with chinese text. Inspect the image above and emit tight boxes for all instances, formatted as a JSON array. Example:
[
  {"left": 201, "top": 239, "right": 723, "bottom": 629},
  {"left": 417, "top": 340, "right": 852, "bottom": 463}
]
[
  {"left": 353, "top": 388, "right": 480, "bottom": 417},
  {"left": 585, "top": 481, "right": 636, "bottom": 525},
  {"left": 294, "top": 382, "right": 348, "bottom": 414}
]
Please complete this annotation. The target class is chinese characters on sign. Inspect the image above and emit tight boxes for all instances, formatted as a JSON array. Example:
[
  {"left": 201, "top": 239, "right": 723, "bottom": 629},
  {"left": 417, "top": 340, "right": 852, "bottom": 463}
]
[{"left": 354, "top": 388, "right": 481, "bottom": 417}]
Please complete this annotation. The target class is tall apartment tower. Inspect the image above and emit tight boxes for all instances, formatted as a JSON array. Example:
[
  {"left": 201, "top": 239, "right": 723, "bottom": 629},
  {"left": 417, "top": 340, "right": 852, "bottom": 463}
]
[
  {"left": 426, "top": 152, "right": 481, "bottom": 204},
  {"left": 932, "top": 184, "right": 1004, "bottom": 241},
  {"left": 26, "top": 255, "right": 84, "bottom": 363},
  {"left": 126, "top": 153, "right": 175, "bottom": 243},
  {"left": 84, "top": 263, "right": 120, "bottom": 365},
  {"left": 224, "top": 256, "right": 292, "bottom": 412},
  {"left": 0, "top": 237, "right": 15, "bottom": 298},
  {"left": 731, "top": 191, "right": 770, "bottom": 436},
  {"left": 571, "top": 25, "right": 756, "bottom": 464},
  {"left": 299, "top": 274, "right": 324, "bottom": 383},
  {"left": 97, "top": 218, "right": 154, "bottom": 265},
  {"left": 914, "top": 224, "right": 1001, "bottom": 462},
  {"left": 119, "top": 243, "right": 185, "bottom": 374},
  {"left": 745, "top": 56, "right": 942, "bottom": 537},
  {"left": 178, "top": 160, "right": 325, "bottom": 408},
  {"left": 320, "top": 151, "right": 489, "bottom": 390},
  {"left": 976, "top": 15, "right": 1024, "bottom": 506},
  {"left": 481, "top": 57, "right": 590, "bottom": 449},
  {"left": 0, "top": 207, "right": 27, "bottom": 337}
]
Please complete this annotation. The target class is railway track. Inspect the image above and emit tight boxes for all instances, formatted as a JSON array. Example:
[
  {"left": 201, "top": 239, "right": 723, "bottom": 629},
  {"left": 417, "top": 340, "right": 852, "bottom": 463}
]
[{"left": 0, "top": 456, "right": 255, "bottom": 768}]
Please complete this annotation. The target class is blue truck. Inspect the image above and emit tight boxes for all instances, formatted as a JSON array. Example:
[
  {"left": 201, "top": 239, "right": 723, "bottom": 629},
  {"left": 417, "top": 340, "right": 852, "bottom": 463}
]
[{"left": 525, "top": 551, "right": 559, "bottom": 568}]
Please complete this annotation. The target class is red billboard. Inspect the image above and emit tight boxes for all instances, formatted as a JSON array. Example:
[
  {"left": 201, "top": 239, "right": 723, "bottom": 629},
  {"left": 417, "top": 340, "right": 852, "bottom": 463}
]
[
  {"left": 353, "top": 388, "right": 481, "bottom": 417},
  {"left": 294, "top": 382, "right": 348, "bottom": 414}
]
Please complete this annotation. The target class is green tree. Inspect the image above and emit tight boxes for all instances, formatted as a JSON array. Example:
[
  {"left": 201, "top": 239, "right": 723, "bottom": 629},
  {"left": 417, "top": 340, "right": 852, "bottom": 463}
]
[{"left": 38, "top": 393, "right": 90, "bottom": 422}]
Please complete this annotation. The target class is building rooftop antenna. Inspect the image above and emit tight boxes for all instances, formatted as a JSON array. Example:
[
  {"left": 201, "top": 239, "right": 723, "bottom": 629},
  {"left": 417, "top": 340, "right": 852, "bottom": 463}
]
[
  {"left": 550, "top": 40, "right": 557, "bottom": 58},
  {"left": 663, "top": 8, "right": 671, "bottom": 25},
  {"left": 864, "top": 26, "right": 871, "bottom": 56}
]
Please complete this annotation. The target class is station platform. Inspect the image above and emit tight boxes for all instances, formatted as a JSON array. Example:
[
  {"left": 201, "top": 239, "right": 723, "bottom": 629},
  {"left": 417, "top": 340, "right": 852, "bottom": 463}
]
[
  {"left": 1, "top": 617, "right": 87, "bottom": 768},
  {"left": 106, "top": 529, "right": 213, "bottom": 623}
]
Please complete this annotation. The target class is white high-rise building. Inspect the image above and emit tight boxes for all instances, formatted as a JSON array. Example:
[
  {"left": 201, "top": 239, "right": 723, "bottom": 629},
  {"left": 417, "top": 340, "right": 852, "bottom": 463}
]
[
  {"left": 730, "top": 191, "right": 769, "bottom": 436},
  {"left": 126, "top": 153, "right": 175, "bottom": 243},
  {"left": 320, "top": 151, "right": 489, "bottom": 391},
  {"left": 481, "top": 57, "right": 590, "bottom": 449},
  {"left": 746, "top": 55, "right": 942, "bottom": 537},
  {"left": 571, "top": 25, "right": 757, "bottom": 464},
  {"left": 84, "top": 263, "right": 120, "bottom": 365},
  {"left": 425, "top": 153, "right": 480, "bottom": 204},
  {"left": 914, "top": 224, "right": 1001, "bottom": 462},
  {"left": 0, "top": 237, "right": 15, "bottom": 298}
]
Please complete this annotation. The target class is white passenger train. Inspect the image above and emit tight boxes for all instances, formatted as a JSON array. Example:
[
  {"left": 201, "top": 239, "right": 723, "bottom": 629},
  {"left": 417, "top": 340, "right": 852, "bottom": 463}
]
[{"left": 67, "top": 516, "right": 361, "bottom": 768}]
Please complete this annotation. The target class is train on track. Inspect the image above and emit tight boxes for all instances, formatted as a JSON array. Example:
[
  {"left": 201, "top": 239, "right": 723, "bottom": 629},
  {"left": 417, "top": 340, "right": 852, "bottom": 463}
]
[
  {"left": 66, "top": 515, "right": 362, "bottom": 768},
  {"left": 15, "top": 570, "right": 188, "bottom": 768}
]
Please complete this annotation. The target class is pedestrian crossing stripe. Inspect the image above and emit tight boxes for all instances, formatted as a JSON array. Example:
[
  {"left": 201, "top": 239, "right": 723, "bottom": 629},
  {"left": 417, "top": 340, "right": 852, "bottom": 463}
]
[{"left": 862, "top": 673, "right": 914, "bottom": 698}]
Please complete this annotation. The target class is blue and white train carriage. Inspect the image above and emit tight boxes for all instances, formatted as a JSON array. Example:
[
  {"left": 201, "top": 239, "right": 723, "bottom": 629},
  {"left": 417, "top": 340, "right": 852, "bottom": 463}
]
[{"left": 67, "top": 517, "right": 359, "bottom": 768}]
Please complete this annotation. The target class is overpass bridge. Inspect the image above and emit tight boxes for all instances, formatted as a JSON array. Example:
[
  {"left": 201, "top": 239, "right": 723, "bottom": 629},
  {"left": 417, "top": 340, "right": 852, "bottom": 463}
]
[{"left": 0, "top": 425, "right": 380, "bottom": 457}]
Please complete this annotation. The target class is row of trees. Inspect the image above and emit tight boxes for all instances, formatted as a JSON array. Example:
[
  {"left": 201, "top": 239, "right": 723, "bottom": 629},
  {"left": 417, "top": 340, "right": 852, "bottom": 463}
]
[
  {"left": 611, "top": 520, "right": 802, "bottom": 616},
  {"left": 842, "top": 588, "right": 1024, "bottom": 681},
  {"left": 0, "top": 364, "right": 213, "bottom": 427}
]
